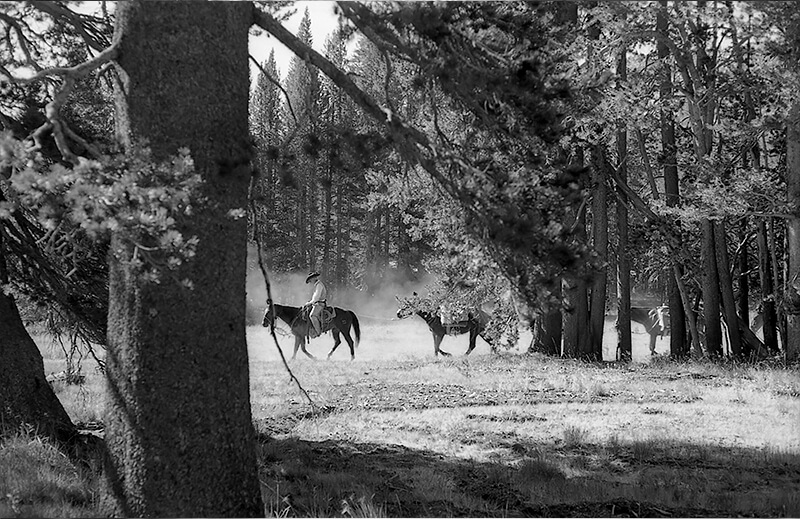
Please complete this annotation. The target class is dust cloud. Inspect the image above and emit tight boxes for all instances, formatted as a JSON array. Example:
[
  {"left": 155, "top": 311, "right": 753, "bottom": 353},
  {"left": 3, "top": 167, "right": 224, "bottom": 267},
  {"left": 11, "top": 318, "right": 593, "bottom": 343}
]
[{"left": 245, "top": 245, "right": 436, "bottom": 325}]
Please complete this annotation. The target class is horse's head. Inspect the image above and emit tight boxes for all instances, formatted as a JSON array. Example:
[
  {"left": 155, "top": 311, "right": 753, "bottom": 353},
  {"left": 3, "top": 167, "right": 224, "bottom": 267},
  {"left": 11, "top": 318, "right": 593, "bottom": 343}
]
[
  {"left": 262, "top": 299, "right": 275, "bottom": 328},
  {"left": 396, "top": 292, "right": 421, "bottom": 319}
]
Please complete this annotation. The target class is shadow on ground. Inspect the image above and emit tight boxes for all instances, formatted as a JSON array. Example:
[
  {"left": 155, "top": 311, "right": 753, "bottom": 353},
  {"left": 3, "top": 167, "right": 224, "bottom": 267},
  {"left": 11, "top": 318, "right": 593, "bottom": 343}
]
[{"left": 254, "top": 429, "right": 800, "bottom": 518}]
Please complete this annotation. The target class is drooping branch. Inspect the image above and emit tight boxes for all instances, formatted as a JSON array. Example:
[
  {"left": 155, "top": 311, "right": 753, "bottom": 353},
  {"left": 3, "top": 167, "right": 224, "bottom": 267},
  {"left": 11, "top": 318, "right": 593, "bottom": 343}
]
[
  {"left": 250, "top": 3, "right": 593, "bottom": 309},
  {"left": 250, "top": 4, "right": 477, "bottom": 213}
]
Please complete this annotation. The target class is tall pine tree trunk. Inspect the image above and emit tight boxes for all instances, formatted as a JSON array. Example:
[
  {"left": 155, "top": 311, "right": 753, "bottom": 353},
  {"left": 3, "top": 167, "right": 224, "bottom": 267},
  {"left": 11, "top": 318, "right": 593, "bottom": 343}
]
[
  {"left": 714, "top": 220, "right": 741, "bottom": 356},
  {"left": 563, "top": 149, "right": 590, "bottom": 359},
  {"left": 658, "top": 0, "right": 687, "bottom": 358},
  {"left": 589, "top": 145, "right": 608, "bottom": 360},
  {"left": 321, "top": 161, "right": 333, "bottom": 281},
  {"left": 308, "top": 159, "right": 318, "bottom": 270},
  {"left": 104, "top": 3, "right": 262, "bottom": 516},
  {"left": 335, "top": 180, "right": 345, "bottom": 285},
  {"left": 530, "top": 293, "right": 562, "bottom": 356},
  {"left": 615, "top": 43, "right": 631, "bottom": 361},
  {"left": 737, "top": 220, "right": 750, "bottom": 329},
  {"left": 757, "top": 219, "right": 779, "bottom": 353},
  {"left": 786, "top": 100, "right": 800, "bottom": 361},
  {"left": 702, "top": 219, "right": 723, "bottom": 356}
]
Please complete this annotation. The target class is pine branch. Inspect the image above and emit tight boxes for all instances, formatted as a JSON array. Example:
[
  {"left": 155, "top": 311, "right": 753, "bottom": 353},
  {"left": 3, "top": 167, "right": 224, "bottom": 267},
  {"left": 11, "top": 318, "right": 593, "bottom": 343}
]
[{"left": 27, "top": 1, "right": 112, "bottom": 53}]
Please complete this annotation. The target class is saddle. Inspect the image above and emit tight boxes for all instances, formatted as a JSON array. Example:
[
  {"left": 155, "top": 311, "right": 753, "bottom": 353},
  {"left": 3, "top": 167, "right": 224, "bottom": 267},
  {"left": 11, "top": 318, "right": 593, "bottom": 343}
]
[
  {"left": 441, "top": 308, "right": 472, "bottom": 336},
  {"left": 321, "top": 306, "right": 336, "bottom": 326},
  {"left": 300, "top": 305, "right": 336, "bottom": 333}
]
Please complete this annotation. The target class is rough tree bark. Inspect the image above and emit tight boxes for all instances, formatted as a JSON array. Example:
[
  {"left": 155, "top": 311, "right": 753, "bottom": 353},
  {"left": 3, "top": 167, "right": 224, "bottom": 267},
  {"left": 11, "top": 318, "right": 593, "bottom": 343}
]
[
  {"left": 586, "top": 7, "right": 606, "bottom": 362},
  {"left": 737, "top": 220, "right": 750, "bottom": 336},
  {"left": 103, "top": 2, "right": 262, "bottom": 516},
  {"left": 714, "top": 220, "right": 742, "bottom": 356},
  {"left": 616, "top": 41, "right": 632, "bottom": 361},
  {"left": 786, "top": 100, "right": 800, "bottom": 362},
  {"left": 530, "top": 298, "right": 562, "bottom": 356},
  {"left": 757, "top": 219, "right": 779, "bottom": 352},
  {"left": 658, "top": 0, "right": 688, "bottom": 359},
  {"left": 563, "top": 149, "right": 590, "bottom": 359},
  {"left": 702, "top": 220, "right": 723, "bottom": 356},
  {"left": 589, "top": 145, "right": 608, "bottom": 361}
]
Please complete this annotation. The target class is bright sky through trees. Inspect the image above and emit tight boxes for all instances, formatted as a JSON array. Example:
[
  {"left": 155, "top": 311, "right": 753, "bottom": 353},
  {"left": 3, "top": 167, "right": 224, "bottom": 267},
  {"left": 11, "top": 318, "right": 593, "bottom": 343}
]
[{"left": 249, "top": 1, "right": 341, "bottom": 78}]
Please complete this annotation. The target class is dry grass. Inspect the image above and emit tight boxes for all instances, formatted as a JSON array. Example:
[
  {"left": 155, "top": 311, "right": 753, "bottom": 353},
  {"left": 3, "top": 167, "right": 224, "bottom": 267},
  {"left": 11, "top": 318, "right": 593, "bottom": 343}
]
[
  {"left": 3, "top": 320, "right": 799, "bottom": 517},
  {"left": 0, "top": 431, "right": 97, "bottom": 518},
  {"left": 247, "top": 320, "right": 800, "bottom": 516}
]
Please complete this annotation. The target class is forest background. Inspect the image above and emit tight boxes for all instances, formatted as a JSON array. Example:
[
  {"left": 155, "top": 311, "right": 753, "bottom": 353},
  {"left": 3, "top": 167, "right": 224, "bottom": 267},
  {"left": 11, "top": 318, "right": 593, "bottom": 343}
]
[{"left": 247, "top": 1, "right": 800, "bottom": 362}]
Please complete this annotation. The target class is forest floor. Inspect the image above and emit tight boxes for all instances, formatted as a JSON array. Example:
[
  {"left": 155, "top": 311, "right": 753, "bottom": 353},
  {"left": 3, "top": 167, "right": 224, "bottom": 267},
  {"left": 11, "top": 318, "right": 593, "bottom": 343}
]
[{"left": 3, "top": 317, "right": 799, "bottom": 517}]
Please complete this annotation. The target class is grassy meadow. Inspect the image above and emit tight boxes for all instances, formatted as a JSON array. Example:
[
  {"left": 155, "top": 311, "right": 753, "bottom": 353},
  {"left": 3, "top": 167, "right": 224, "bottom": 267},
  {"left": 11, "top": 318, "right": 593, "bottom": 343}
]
[{"left": 2, "top": 316, "right": 799, "bottom": 517}]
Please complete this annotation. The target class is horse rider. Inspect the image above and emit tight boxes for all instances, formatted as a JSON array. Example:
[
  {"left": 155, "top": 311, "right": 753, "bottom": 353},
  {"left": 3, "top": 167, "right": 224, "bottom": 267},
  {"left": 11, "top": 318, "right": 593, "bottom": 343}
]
[{"left": 304, "top": 271, "right": 328, "bottom": 338}]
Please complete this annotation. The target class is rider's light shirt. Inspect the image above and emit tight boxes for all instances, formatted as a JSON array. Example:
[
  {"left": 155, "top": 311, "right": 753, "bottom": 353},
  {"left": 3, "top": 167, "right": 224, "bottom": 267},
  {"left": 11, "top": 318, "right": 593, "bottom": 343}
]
[{"left": 308, "top": 280, "right": 328, "bottom": 305}]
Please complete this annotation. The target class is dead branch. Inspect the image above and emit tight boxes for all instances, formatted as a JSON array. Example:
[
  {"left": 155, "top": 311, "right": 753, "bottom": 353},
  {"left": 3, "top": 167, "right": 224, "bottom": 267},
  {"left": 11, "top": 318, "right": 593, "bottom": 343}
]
[
  {"left": 3, "top": 42, "right": 119, "bottom": 163},
  {"left": 0, "top": 11, "right": 42, "bottom": 72}
]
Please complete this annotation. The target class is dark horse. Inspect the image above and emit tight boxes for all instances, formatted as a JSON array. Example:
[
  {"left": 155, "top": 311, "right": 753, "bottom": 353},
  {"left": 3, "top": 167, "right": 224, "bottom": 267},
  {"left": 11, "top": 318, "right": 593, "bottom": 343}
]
[
  {"left": 630, "top": 306, "right": 668, "bottom": 355},
  {"left": 396, "top": 296, "right": 493, "bottom": 357},
  {"left": 262, "top": 300, "right": 361, "bottom": 360}
]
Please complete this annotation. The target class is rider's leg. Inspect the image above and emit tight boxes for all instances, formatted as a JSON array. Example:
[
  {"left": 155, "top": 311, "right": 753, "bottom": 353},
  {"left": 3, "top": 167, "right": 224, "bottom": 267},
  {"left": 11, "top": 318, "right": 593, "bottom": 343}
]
[{"left": 310, "top": 305, "right": 322, "bottom": 337}]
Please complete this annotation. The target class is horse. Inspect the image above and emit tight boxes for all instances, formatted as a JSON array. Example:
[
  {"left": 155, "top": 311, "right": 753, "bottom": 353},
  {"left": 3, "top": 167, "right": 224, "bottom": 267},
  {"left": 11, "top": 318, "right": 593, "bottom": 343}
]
[
  {"left": 396, "top": 296, "right": 494, "bottom": 357},
  {"left": 262, "top": 300, "right": 361, "bottom": 360},
  {"left": 630, "top": 306, "right": 668, "bottom": 355}
]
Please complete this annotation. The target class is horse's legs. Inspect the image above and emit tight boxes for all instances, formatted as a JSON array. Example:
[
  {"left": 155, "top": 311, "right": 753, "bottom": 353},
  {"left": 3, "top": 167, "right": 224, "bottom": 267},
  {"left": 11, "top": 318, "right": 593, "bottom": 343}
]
[
  {"left": 292, "top": 336, "right": 300, "bottom": 360},
  {"left": 649, "top": 333, "right": 657, "bottom": 355},
  {"left": 327, "top": 330, "right": 342, "bottom": 359},
  {"left": 298, "top": 335, "right": 315, "bottom": 359},
  {"left": 434, "top": 333, "right": 450, "bottom": 356},
  {"left": 339, "top": 327, "right": 356, "bottom": 360},
  {"left": 465, "top": 327, "right": 479, "bottom": 355},
  {"left": 479, "top": 332, "right": 496, "bottom": 353}
]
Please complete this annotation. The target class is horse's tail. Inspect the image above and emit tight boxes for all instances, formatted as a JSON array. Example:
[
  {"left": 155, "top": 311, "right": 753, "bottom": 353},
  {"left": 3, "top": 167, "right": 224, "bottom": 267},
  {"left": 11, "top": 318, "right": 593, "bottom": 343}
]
[{"left": 351, "top": 311, "right": 361, "bottom": 348}]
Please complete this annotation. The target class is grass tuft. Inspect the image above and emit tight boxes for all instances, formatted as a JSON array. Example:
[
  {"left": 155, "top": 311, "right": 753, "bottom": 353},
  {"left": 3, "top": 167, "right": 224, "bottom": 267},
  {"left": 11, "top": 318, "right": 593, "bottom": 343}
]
[{"left": 563, "top": 425, "right": 589, "bottom": 449}]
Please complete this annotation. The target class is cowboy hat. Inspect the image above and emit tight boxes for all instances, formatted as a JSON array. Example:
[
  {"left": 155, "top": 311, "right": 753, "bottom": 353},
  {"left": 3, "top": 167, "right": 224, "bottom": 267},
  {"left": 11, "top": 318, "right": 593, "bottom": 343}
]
[{"left": 305, "top": 272, "right": 320, "bottom": 283}]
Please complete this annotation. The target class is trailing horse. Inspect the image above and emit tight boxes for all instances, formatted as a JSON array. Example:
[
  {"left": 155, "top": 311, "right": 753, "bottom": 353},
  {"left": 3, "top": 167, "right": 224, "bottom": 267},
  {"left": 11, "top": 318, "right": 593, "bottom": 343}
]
[
  {"left": 262, "top": 300, "right": 361, "bottom": 360},
  {"left": 630, "top": 306, "right": 668, "bottom": 355},
  {"left": 396, "top": 296, "right": 494, "bottom": 357}
]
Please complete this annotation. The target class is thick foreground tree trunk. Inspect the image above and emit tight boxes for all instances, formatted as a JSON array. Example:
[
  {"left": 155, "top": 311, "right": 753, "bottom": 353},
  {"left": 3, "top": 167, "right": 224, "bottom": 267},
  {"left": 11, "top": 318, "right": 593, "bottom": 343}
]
[{"left": 103, "top": 3, "right": 263, "bottom": 516}]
